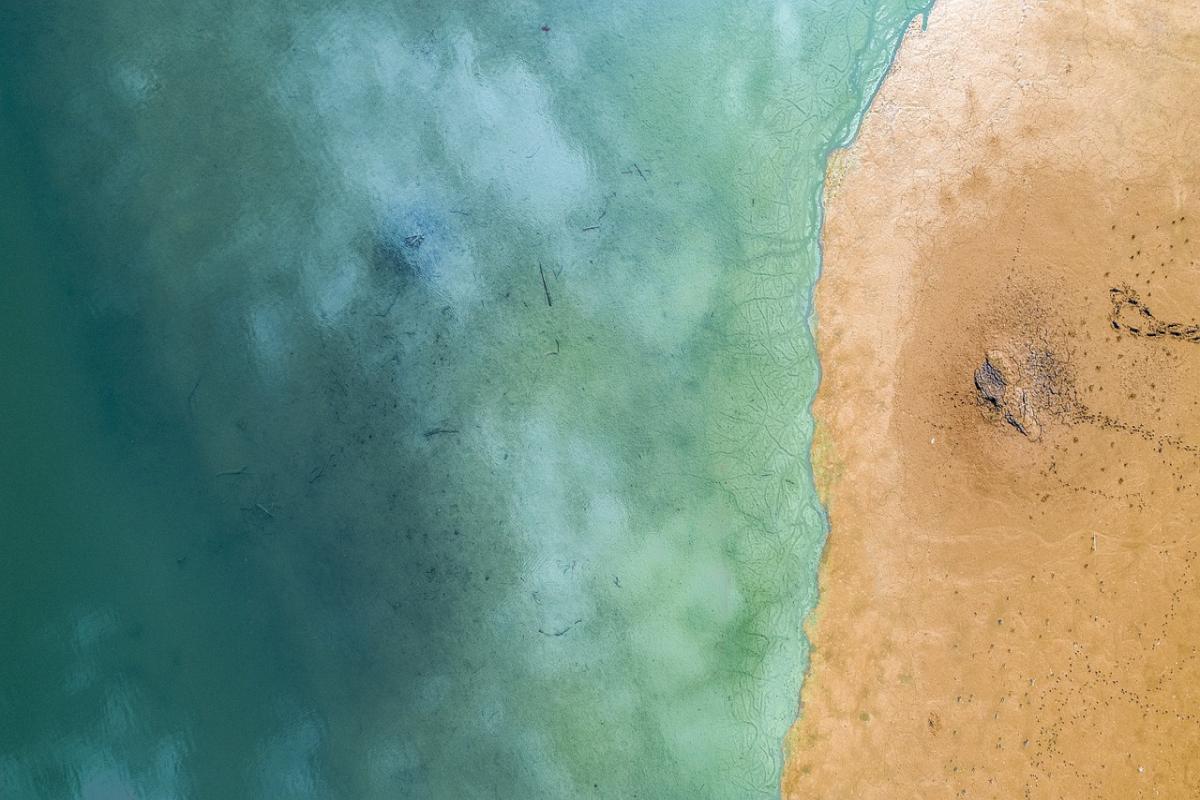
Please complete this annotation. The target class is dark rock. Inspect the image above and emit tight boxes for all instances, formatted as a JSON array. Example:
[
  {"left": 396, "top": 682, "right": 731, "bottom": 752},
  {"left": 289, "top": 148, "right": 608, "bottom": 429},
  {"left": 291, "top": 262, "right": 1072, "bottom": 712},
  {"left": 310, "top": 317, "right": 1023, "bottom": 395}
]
[
  {"left": 974, "top": 359, "right": 1007, "bottom": 409},
  {"left": 975, "top": 350, "right": 1041, "bottom": 441}
]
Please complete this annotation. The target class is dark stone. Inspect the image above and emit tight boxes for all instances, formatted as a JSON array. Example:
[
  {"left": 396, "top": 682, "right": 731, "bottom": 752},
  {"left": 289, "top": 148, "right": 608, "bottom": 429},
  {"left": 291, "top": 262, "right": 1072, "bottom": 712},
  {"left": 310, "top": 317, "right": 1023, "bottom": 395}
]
[{"left": 974, "top": 358, "right": 1007, "bottom": 409}]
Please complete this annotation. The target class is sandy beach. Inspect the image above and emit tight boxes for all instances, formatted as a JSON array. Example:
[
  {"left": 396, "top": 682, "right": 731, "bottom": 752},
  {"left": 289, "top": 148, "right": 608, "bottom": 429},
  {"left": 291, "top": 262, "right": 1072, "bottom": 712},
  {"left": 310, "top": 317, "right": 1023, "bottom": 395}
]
[{"left": 786, "top": 1, "right": 1200, "bottom": 796}]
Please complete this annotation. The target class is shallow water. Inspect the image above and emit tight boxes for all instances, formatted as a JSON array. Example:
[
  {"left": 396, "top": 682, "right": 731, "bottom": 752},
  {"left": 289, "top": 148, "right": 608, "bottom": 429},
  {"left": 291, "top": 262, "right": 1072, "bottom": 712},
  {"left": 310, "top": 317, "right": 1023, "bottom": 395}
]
[{"left": 1, "top": 1, "right": 929, "bottom": 796}]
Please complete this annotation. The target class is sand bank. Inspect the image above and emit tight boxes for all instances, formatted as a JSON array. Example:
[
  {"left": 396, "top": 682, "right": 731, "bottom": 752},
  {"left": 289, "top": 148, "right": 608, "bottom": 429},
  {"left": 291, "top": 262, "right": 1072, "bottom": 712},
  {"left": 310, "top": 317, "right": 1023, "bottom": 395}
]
[{"left": 787, "top": 1, "right": 1200, "bottom": 796}]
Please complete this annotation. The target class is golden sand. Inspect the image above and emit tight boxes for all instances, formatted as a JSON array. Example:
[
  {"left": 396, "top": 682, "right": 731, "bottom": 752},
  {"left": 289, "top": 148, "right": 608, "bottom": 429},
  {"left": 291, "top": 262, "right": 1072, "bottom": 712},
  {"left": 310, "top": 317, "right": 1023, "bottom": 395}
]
[{"left": 786, "top": 1, "right": 1200, "bottom": 796}]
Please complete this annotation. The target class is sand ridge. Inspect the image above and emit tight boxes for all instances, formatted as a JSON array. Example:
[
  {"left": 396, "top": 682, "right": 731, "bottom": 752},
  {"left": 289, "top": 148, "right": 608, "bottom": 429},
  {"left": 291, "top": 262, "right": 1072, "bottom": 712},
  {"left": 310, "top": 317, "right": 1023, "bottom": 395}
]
[{"left": 786, "top": 1, "right": 1200, "bottom": 796}]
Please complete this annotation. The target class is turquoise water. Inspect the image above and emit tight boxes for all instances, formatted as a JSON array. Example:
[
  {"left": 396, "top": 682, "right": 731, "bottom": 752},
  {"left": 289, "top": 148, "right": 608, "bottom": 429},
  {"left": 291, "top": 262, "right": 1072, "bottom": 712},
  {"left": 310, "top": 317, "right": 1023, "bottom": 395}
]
[{"left": 1, "top": 2, "right": 929, "bottom": 797}]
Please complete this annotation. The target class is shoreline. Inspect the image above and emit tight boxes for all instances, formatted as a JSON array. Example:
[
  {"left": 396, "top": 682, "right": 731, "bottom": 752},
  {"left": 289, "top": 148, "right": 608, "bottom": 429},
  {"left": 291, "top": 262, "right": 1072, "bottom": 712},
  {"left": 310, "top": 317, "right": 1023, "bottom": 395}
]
[
  {"left": 785, "top": 0, "right": 1200, "bottom": 795},
  {"left": 777, "top": 0, "right": 935, "bottom": 772}
]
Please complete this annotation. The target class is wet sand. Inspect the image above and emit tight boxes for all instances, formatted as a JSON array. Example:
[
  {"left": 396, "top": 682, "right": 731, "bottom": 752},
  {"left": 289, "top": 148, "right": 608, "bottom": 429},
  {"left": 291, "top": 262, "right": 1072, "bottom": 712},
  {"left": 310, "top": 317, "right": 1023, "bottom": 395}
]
[{"left": 786, "top": 1, "right": 1200, "bottom": 797}]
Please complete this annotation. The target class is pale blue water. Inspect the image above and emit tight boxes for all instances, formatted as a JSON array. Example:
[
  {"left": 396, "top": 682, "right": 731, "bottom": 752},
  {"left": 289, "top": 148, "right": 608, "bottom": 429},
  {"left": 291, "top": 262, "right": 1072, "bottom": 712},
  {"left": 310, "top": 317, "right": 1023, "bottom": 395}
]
[{"left": 1, "top": 1, "right": 930, "bottom": 797}]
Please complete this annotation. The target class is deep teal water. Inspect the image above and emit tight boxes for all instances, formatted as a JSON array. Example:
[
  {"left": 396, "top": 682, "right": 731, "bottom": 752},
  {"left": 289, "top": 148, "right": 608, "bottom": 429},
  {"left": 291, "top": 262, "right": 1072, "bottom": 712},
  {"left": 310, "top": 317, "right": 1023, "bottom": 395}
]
[{"left": 1, "top": 1, "right": 930, "bottom": 797}]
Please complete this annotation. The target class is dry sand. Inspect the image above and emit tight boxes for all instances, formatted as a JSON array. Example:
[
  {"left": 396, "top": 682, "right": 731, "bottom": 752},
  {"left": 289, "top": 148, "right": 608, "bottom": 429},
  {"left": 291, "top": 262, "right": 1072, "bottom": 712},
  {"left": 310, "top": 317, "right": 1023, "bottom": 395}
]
[{"left": 785, "top": 1, "right": 1200, "bottom": 797}]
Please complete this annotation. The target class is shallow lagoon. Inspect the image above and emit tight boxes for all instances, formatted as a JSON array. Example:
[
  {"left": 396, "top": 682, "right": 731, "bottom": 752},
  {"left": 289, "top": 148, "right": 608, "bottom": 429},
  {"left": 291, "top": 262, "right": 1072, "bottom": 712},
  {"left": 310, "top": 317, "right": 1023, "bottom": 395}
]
[{"left": 2, "top": 1, "right": 928, "bottom": 796}]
